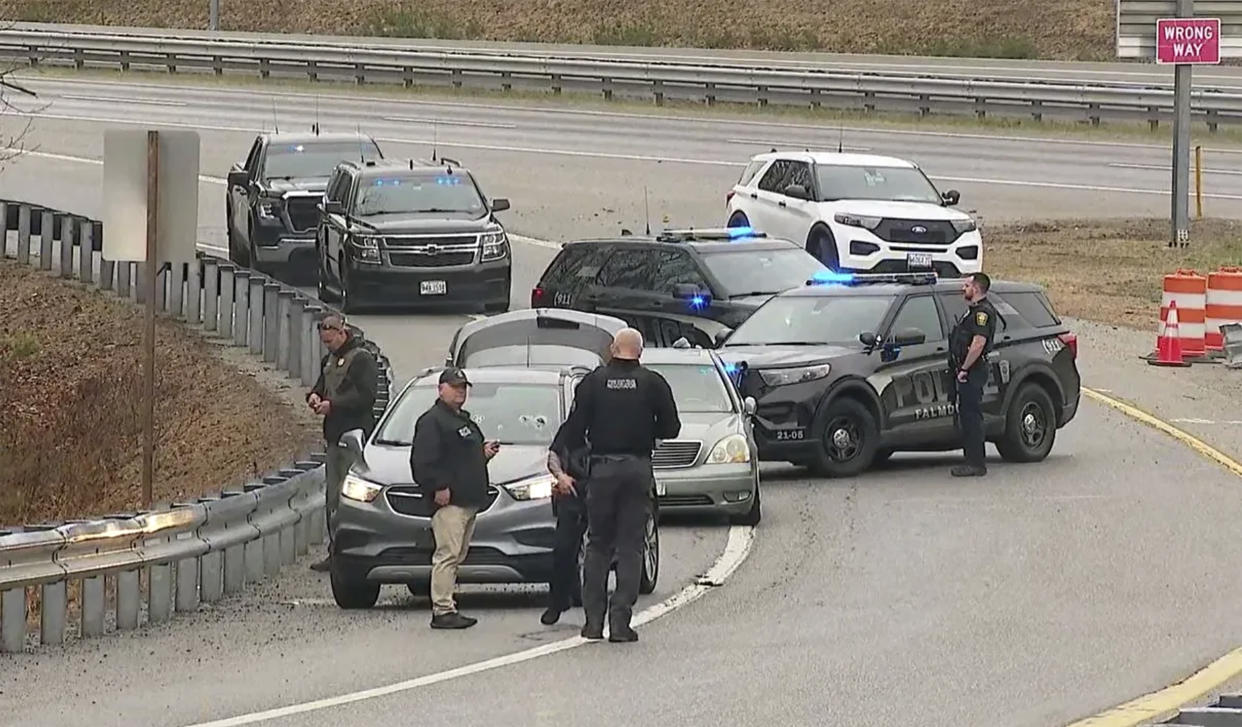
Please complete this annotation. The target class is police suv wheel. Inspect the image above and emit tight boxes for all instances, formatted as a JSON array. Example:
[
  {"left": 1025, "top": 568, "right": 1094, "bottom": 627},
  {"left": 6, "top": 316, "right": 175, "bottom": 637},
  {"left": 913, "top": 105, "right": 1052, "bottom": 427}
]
[
  {"left": 809, "top": 397, "right": 879, "bottom": 478},
  {"left": 639, "top": 509, "right": 659, "bottom": 595},
  {"left": 329, "top": 563, "right": 380, "bottom": 609},
  {"left": 996, "top": 383, "right": 1057, "bottom": 463}
]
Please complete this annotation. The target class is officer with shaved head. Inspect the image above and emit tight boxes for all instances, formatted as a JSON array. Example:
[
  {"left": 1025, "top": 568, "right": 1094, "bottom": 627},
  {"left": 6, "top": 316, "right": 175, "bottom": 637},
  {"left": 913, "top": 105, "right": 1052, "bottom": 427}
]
[{"left": 555, "top": 327, "right": 680, "bottom": 642}]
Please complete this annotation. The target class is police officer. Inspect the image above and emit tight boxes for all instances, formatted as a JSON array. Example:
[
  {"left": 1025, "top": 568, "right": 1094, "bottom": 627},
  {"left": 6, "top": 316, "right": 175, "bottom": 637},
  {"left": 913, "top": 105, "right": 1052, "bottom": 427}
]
[
  {"left": 541, "top": 423, "right": 590, "bottom": 626},
  {"left": 948, "top": 272, "right": 998, "bottom": 478},
  {"left": 306, "top": 312, "right": 378, "bottom": 572},
  {"left": 556, "top": 328, "right": 680, "bottom": 642}
]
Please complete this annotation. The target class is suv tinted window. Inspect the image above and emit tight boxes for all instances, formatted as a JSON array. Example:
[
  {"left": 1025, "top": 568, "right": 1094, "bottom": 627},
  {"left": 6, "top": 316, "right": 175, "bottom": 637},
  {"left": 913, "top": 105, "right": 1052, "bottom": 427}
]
[
  {"left": 889, "top": 294, "right": 944, "bottom": 342},
  {"left": 651, "top": 250, "right": 709, "bottom": 294},
  {"left": 995, "top": 291, "right": 1060, "bottom": 328},
  {"left": 597, "top": 247, "right": 658, "bottom": 289}
]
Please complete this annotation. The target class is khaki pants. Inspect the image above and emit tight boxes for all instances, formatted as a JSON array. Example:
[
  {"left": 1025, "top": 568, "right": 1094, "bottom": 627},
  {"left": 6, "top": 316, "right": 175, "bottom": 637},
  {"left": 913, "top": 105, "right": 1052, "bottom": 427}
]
[{"left": 430, "top": 504, "right": 478, "bottom": 616}]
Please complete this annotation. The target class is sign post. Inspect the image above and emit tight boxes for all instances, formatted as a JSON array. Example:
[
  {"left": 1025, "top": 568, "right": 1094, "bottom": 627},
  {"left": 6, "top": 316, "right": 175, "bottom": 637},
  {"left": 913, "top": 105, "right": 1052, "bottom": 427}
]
[
  {"left": 1156, "top": 7, "right": 1220, "bottom": 248},
  {"left": 102, "top": 128, "right": 200, "bottom": 509}
]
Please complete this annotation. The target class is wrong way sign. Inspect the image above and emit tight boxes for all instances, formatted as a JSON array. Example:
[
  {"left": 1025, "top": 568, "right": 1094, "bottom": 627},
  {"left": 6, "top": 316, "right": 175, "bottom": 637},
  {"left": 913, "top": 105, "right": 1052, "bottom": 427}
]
[{"left": 1156, "top": 17, "right": 1222, "bottom": 63}]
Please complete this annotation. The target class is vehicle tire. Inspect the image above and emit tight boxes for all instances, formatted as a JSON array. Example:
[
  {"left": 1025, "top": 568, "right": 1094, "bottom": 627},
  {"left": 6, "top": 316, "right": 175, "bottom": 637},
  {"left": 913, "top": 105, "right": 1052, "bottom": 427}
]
[
  {"left": 339, "top": 257, "right": 360, "bottom": 314},
  {"left": 727, "top": 211, "right": 750, "bottom": 228},
  {"left": 639, "top": 507, "right": 659, "bottom": 595},
  {"left": 808, "top": 397, "right": 879, "bottom": 478},
  {"left": 729, "top": 486, "right": 761, "bottom": 526},
  {"left": 807, "top": 225, "right": 841, "bottom": 271},
  {"left": 995, "top": 382, "right": 1058, "bottom": 463},
  {"left": 330, "top": 564, "right": 380, "bottom": 609}
]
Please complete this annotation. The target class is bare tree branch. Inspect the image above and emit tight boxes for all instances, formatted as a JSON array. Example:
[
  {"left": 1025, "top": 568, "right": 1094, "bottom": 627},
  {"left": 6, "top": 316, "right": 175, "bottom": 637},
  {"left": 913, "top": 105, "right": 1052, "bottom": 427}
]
[{"left": 0, "top": 20, "right": 49, "bottom": 175}]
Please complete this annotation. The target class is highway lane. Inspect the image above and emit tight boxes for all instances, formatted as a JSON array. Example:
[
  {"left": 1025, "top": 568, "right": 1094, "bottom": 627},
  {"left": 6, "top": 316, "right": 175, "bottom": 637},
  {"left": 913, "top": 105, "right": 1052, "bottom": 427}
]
[
  {"left": 4, "top": 77, "right": 1242, "bottom": 726},
  {"left": 19, "top": 23, "right": 1242, "bottom": 90}
]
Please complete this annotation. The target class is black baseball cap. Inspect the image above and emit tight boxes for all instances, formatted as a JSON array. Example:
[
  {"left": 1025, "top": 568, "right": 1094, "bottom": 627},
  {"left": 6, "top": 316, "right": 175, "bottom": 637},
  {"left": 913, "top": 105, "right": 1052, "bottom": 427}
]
[{"left": 439, "top": 368, "right": 472, "bottom": 386}]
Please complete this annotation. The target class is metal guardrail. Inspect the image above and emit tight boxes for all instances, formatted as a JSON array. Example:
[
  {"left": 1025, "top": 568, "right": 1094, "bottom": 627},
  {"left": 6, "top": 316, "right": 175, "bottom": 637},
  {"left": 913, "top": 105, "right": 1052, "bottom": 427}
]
[
  {"left": 3, "top": 25, "right": 1242, "bottom": 129},
  {"left": 0, "top": 198, "right": 395, "bottom": 652}
]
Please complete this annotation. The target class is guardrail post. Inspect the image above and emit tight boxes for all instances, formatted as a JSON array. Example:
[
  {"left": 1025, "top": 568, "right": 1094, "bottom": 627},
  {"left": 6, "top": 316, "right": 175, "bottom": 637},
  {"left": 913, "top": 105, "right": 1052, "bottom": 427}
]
[
  {"left": 0, "top": 200, "right": 8, "bottom": 258},
  {"left": 169, "top": 262, "right": 186, "bottom": 318},
  {"left": 100, "top": 257, "right": 115, "bottom": 291},
  {"left": 203, "top": 258, "right": 219, "bottom": 331},
  {"left": 287, "top": 296, "right": 306, "bottom": 379},
  {"left": 200, "top": 549, "right": 223, "bottom": 603},
  {"left": 277, "top": 290, "right": 295, "bottom": 371},
  {"left": 1, "top": 587, "right": 26, "bottom": 652},
  {"left": 117, "top": 259, "right": 132, "bottom": 298},
  {"left": 218, "top": 264, "right": 235, "bottom": 339},
  {"left": 156, "top": 266, "right": 169, "bottom": 312},
  {"left": 60, "top": 214, "right": 75, "bottom": 278},
  {"left": 263, "top": 282, "right": 281, "bottom": 363},
  {"left": 41, "top": 580, "right": 67, "bottom": 646},
  {"left": 81, "top": 575, "right": 105, "bottom": 638},
  {"left": 176, "top": 556, "right": 199, "bottom": 612},
  {"left": 16, "top": 203, "right": 30, "bottom": 265},
  {"left": 280, "top": 519, "right": 296, "bottom": 567},
  {"left": 116, "top": 569, "right": 139, "bottom": 630},
  {"left": 302, "top": 303, "right": 323, "bottom": 387},
  {"left": 148, "top": 563, "right": 172, "bottom": 624},
  {"left": 132, "top": 262, "right": 143, "bottom": 304},
  {"left": 240, "top": 269, "right": 259, "bottom": 348},
  {"left": 186, "top": 258, "right": 202, "bottom": 324},
  {"left": 39, "top": 208, "right": 53, "bottom": 270},
  {"left": 78, "top": 219, "right": 94, "bottom": 285},
  {"left": 223, "top": 542, "right": 245, "bottom": 594},
  {"left": 249, "top": 275, "right": 266, "bottom": 354},
  {"left": 244, "top": 526, "right": 264, "bottom": 583}
]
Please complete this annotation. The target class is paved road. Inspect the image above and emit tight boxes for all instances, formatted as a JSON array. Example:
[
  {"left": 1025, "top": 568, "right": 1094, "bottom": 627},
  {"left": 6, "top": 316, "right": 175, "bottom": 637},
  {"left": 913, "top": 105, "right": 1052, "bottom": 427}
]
[
  {"left": 3, "top": 75, "right": 1242, "bottom": 727},
  {"left": 18, "top": 22, "right": 1242, "bottom": 91}
]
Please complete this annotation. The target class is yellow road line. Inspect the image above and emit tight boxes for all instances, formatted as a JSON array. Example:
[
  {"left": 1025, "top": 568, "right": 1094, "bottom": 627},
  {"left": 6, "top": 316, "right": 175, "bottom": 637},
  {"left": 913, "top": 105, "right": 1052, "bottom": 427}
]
[{"left": 1064, "top": 387, "right": 1242, "bottom": 727}]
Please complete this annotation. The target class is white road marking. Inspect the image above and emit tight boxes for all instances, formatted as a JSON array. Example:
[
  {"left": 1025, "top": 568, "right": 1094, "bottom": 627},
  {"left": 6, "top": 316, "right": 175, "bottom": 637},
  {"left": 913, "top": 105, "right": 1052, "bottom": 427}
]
[
  {"left": 383, "top": 116, "right": 517, "bottom": 129},
  {"left": 182, "top": 525, "right": 756, "bottom": 727},
  {"left": 510, "top": 233, "right": 563, "bottom": 250},
  {"left": 1171, "top": 418, "right": 1242, "bottom": 425},
  {"left": 2, "top": 146, "right": 229, "bottom": 185},
  {"left": 1110, "top": 162, "right": 1242, "bottom": 176},
  {"left": 61, "top": 93, "right": 188, "bottom": 107}
]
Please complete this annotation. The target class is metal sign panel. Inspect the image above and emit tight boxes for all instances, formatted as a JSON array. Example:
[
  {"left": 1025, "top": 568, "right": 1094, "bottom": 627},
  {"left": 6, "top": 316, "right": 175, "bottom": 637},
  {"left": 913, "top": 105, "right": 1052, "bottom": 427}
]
[
  {"left": 102, "top": 128, "right": 200, "bottom": 263},
  {"left": 1118, "top": 0, "right": 1242, "bottom": 58},
  {"left": 1156, "top": 17, "right": 1223, "bottom": 62}
]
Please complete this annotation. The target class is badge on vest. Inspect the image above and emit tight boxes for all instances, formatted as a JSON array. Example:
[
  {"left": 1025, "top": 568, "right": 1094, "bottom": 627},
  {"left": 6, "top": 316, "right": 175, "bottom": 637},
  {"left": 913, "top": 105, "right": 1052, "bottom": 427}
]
[
  {"left": 458, "top": 426, "right": 472, "bottom": 438},
  {"left": 337, "top": 357, "right": 345, "bottom": 367},
  {"left": 975, "top": 311, "right": 989, "bottom": 326}
]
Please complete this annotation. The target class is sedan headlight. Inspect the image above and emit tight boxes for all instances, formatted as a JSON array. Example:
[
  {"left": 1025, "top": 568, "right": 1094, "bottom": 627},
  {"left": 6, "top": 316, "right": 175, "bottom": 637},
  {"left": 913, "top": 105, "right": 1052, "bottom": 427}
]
[
  {"left": 706, "top": 433, "right": 751, "bottom": 464},
  {"left": 341, "top": 472, "right": 383, "bottom": 503},
  {"left": 834, "top": 213, "right": 881, "bottom": 230},
  {"left": 951, "top": 218, "right": 978, "bottom": 235},
  {"left": 758, "top": 364, "right": 831, "bottom": 387},
  {"left": 480, "top": 229, "right": 509, "bottom": 262},
  {"left": 503, "top": 473, "right": 555, "bottom": 501}
]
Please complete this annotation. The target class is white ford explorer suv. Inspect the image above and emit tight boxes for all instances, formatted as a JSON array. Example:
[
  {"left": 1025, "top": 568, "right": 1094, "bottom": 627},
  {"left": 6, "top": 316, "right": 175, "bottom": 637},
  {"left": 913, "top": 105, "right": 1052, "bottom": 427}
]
[{"left": 724, "top": 151, "right": 982, "bottom": 277}]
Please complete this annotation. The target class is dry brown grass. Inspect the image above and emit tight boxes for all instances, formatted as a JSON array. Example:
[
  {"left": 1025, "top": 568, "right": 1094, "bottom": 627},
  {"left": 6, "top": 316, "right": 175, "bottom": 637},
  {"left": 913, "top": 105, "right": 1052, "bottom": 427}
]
[
  {"left": 0, "top": 0, "right": 1116, "bottom": 60},
  {"left": 0, "top": 259, "right": 320, "bottom": 525},
  {"left": 986, "top": 217, "right": 1242, "bottom": 331}
]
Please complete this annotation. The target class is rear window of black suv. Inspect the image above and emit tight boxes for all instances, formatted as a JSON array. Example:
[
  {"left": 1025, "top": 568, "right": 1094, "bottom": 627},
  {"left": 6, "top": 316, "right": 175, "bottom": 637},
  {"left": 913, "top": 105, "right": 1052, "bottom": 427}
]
[{"left": 937, "top": 289, "right": 1061, "bottom": 333}]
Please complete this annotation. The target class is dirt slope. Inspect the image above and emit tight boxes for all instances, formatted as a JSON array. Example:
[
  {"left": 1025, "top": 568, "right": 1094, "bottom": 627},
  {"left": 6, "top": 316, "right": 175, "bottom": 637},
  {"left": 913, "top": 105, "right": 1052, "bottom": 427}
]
[
  {"left": 0, "top": 260, "right": 320, "bottom": 525},
  {"left": 0, "top": 0, "right": 1115, "bottom": 60}
]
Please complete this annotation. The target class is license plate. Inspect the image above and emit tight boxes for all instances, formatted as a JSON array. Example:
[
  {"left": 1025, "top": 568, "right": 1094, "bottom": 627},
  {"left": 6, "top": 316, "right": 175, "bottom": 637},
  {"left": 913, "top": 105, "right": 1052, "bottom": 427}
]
[
  {"left": 906, "top": 252, "right": 933, "bottom": 269},
  {"left": 655, "top": 479, "right": 667, "bottom": 496},
  {"left": 774, "top": 428, "right": 806, "bottom": 441},
  {"left": 420, "top": 280, "right": 447, "bottom": 295}
]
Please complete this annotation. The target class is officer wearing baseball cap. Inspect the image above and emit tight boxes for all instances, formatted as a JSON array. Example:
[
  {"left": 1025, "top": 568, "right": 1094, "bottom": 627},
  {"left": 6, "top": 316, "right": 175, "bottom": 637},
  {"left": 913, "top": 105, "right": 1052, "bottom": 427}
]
[{"left": 410, "top": 367, "right": 500, "bottom": 629}]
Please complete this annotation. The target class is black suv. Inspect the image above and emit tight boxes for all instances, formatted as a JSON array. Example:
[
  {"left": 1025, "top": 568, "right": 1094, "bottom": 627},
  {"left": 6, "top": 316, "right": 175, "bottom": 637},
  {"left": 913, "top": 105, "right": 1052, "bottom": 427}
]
[
  {"left": 715, "top": 271, "right": 1081, "bottom": 477},
  {"left": 226, "top": 130, "right": 383, "bottom": 277},
  {"left": 530, "top": 227, "right": 827, "bottom": 348},
  {"left": 315, "top": 157, "right": 513, "bottom": 314}
]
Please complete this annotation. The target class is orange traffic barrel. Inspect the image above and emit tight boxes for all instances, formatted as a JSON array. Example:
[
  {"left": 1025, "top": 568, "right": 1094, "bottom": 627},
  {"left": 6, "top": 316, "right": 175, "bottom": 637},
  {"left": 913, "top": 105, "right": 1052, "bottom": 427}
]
[
  {"left": 1206, "top": 266, "right": 1242, "bottom": 352},
  {"left": 1161, "top": 268, "right": 1207, "bottom": 357}
]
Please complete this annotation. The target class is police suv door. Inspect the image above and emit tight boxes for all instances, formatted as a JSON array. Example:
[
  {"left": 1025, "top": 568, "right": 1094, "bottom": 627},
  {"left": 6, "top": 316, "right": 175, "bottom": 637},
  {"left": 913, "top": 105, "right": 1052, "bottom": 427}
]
[{"left": 871, "top": 293, "right": 958, "bottom": 445}]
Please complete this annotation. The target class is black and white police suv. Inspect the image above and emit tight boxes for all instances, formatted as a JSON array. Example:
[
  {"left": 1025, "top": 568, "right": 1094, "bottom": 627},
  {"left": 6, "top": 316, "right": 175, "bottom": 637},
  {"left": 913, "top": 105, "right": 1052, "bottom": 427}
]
[
  {"left": 714, "top": 271, "right": 1081, "bottom": 477},
  {"left": 530, "top": 227, "right": 827, "bottom": 349},
  {"left": 315, "top": 157, "right": 512, "bottom": 314}
]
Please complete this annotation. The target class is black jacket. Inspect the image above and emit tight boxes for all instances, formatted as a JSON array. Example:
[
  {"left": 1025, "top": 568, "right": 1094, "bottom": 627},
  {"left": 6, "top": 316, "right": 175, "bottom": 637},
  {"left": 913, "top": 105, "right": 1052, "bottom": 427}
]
[
  {"left": 558, "top": 358, "right": 681, "bottom": 457},
  {"left": 410, "top": 399, "right": 491, "bottom": 509},
  {"left": 307, "top": 335, "right": 378, "bottom": 445}
]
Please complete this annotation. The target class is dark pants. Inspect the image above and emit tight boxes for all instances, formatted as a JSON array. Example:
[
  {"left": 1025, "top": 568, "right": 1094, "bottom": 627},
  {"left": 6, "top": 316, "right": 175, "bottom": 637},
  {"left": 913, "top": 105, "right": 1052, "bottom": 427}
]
[
  {"left": 581, "top": 454, "right": 653, "bottom": 633},
  {"left": 548, "top": 493, "right": 587, "bottom": 611},
  {"left": 956, "top": 366, "right": 987, "bottom": 468}
]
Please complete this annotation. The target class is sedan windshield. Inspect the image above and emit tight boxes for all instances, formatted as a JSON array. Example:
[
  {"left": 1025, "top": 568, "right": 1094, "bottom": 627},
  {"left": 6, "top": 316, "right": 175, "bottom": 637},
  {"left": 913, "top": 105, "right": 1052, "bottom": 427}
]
[
  {"left": 699, "top": 247, "right": 827, "bottom": 297},
  {"left": 373, "top": 383, "right": 562, "bottom": 446},
  {"left": 645, "top": 363, "right": 733, "bottom": 413},
  {"left": 353, "top": 172, "right": 487, "bottom": 217},
  {"left": 264, "top": 141, "right": 381, "bottom": 180},
  {"left": 816, "top": 165, "right": 943, "bottom": 204},
  {"left": 724, "top": 294, "right": 894, "bottom": 346}
]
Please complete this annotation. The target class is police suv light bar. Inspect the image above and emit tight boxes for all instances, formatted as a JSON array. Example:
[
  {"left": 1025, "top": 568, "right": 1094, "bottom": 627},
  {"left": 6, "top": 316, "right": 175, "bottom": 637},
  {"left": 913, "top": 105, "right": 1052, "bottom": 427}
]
[
  {"left": 806, "top": 271, "right": 939, "bottom": 286},
  {"left": 656, "top": 226, "right": 768, "bottom": 243}
]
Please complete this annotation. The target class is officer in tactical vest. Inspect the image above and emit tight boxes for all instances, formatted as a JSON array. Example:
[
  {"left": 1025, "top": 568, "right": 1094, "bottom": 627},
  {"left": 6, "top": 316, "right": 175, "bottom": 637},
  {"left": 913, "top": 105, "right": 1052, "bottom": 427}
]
[
  {"left": 307, "top": 312, "right": 378, "bottom": 572},
  {"left": 948, "top": 272, "right": 998, "bottom": 478}
]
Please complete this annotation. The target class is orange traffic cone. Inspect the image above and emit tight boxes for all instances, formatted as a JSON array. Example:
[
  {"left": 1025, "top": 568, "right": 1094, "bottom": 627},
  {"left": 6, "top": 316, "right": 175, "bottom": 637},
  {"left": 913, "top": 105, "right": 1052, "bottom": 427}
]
[{"left": 1150, "top": 299, "right": 1191, "bottom": 367}]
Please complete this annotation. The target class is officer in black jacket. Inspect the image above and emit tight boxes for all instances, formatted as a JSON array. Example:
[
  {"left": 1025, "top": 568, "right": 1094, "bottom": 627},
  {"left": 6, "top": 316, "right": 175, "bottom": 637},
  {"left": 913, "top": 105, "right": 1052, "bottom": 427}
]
[
  {"left": 306, "top": 312, "right": 378, "bottom": 572},
  {"left": 410, "top": 368, "right": 500, "bottom": 630},
  {"left": 948, "top": 272, "right": 999, "bottom": 478},
  {"left": 556, "top": 328, "right": 680, "bottom": 642}
]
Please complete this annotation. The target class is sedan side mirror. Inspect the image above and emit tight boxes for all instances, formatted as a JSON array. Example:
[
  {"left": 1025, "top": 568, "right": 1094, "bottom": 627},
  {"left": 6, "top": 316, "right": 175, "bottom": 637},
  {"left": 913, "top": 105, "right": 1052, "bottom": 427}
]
[
  {"left": 743, "top": 396, "right": 757, "bottom": 416},
  {"left": 859, "top": 331, "right": 881, "bottom": 348},
  {"left": 490, "top": 198, "right": 510, "bottom": 212},
  {"left": 338, "top": 429, "right": 369, "bottom": 472},
  {"left": 942, "top": 189, "right": 961, "bottom": 206}
]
